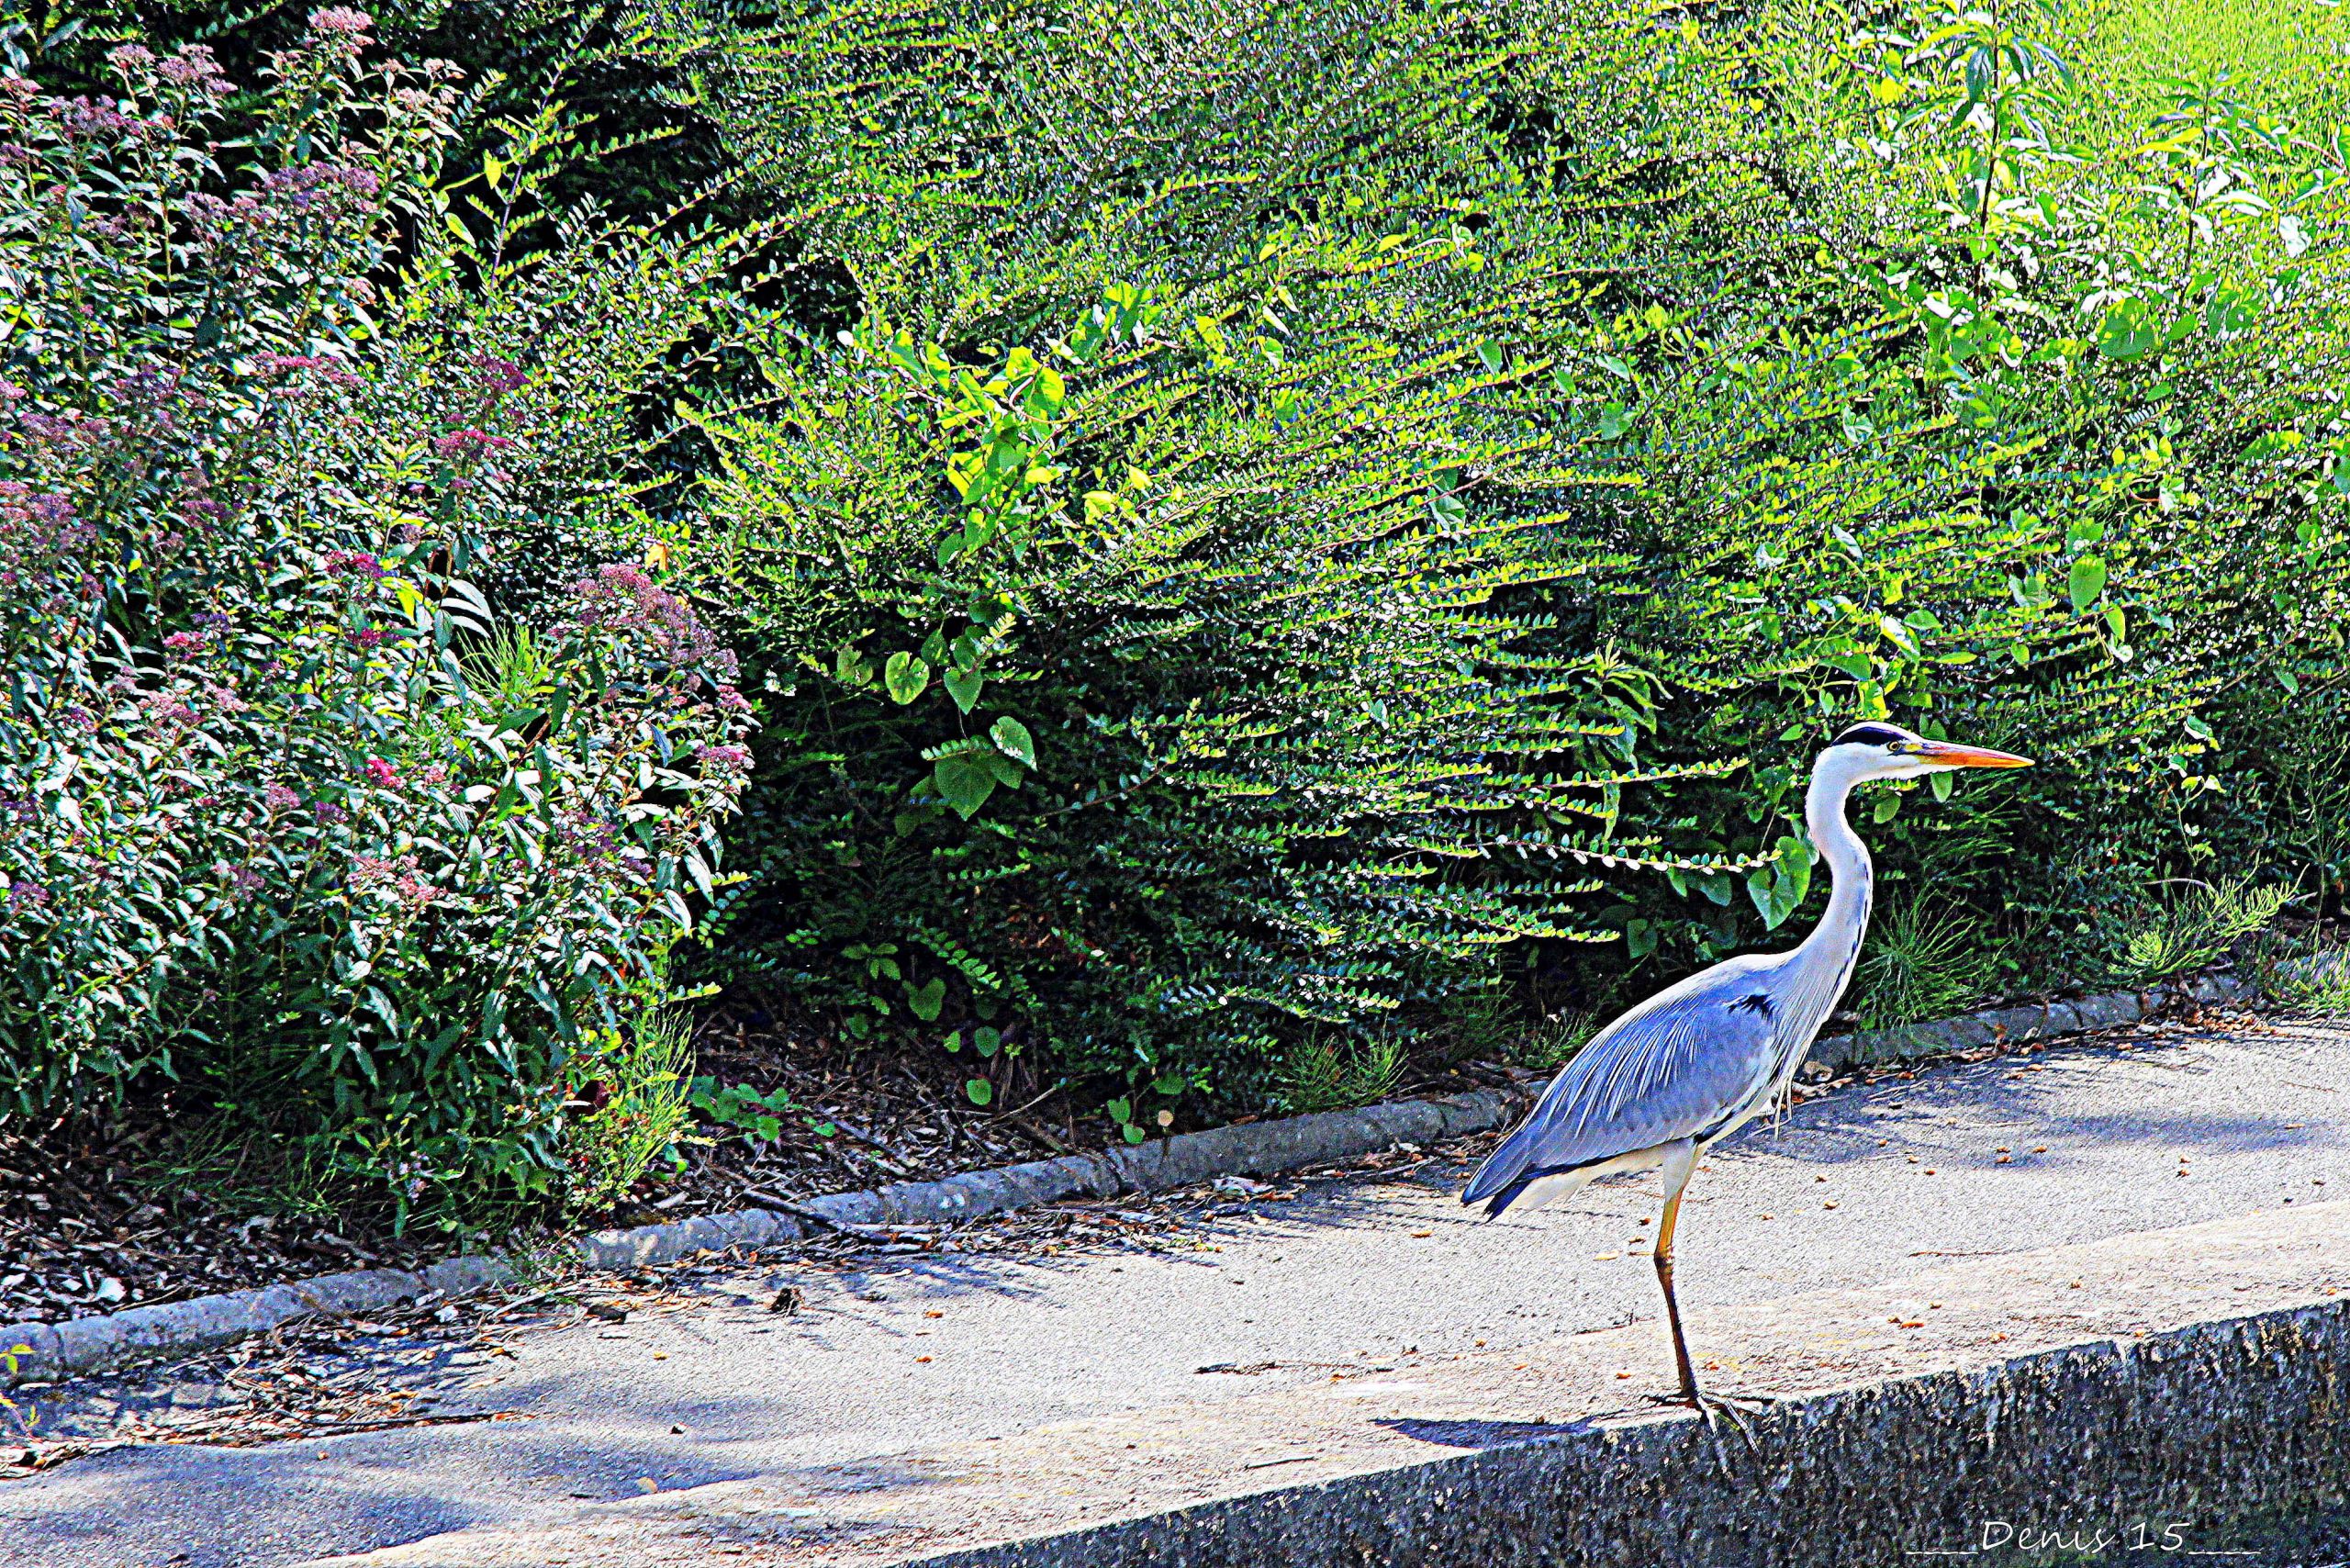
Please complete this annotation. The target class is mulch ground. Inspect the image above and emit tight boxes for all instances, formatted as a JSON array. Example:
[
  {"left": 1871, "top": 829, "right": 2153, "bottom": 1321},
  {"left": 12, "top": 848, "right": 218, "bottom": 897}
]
[{"left": 0, "top": 1002, "right": 1522, "bottom": 1329}]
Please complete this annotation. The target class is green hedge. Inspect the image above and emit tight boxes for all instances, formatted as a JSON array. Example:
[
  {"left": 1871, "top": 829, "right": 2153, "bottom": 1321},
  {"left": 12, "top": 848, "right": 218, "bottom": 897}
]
[{"left": 669, "top": 0, "right": 2350, "bottom": 1124}]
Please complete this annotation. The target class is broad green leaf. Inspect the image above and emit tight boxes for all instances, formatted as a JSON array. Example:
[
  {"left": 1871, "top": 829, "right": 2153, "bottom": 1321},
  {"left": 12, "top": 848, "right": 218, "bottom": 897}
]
[
  {"left": 965, "top": 1078, "right": 994, "bottom": 1106},
  {"left": 2068, "top": 555, "right": 2108, "bottom": 614},
  {"left": 1820, "top": 652, "right": 1874, "bottom": 681},
  {"left": 2095, "top": 299, "right": 2158, "bottom": 361},
  {"left": 934, "top": 754, "right": 999, "bottom": 819},
  {"left": 944, "top": 666, "right": 985, "bottom": 713}
]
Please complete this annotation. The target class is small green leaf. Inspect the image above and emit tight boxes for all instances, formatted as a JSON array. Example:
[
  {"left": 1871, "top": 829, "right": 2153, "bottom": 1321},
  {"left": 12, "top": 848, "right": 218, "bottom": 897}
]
[
  {"left": 965, "top": 1078, "right": 994, "bottom": 1106},
  {"left": 990, "top": 716, "right": 1036, "bottom": 768},
  {"left": 907, "top": 977, "right": 946, "bottom": 1022},
  {"left": 884, "top": 652, "right": 931, "bottom": 705},
  {"left": 942, "top": 1029, "right": 963, "bottom": 1053},
  {"left": 944, "top": 666, "right": 985, "bottom": 713},
  {"left": 1123, "top": 1124, "right": 1147, "bottom": 1144},
  {"left": 973, "top": 1025, "right": 1002, "bottom": 1058},
  {"left": 2096, "top": 299, "right": 2158, "bottom": 361}
]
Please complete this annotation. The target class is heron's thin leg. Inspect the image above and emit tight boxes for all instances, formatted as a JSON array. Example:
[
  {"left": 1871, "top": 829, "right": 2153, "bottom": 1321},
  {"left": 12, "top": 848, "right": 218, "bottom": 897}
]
[
  {"left": 1641, "top": 1142, "right": 1764, "bottom": 1467},
  {"left": 1651, "top": 1161, "right": 1702, "bottom": 1404}
]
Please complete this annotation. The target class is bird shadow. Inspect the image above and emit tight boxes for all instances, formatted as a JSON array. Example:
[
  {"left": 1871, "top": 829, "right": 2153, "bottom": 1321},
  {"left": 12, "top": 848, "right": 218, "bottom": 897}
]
[{"left": 1374, "top": 1415, "right": 1602, "bottom": 1450}]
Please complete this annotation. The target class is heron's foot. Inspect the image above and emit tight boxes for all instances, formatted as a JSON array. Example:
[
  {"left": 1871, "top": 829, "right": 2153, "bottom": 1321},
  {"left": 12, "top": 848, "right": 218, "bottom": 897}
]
[
  {"left": 1642, "top": 1387, "right": 1772, "bottom": 1417},
  {"left": 1646, "top": 1386, "right": 1769, "bottom": 1466}
]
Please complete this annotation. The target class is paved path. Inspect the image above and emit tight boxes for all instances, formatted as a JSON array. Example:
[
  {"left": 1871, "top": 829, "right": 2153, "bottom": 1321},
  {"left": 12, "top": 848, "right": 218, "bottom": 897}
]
[{"left": 1, "top": 1012, "right": 2344, "bottom": 1567}]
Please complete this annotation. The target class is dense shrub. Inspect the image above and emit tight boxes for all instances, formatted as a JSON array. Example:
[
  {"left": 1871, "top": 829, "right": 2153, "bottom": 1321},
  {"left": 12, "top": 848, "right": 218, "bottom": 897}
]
[
  {"left": 1572, "top": 0, "right": 2350, "bottom": 992},
  {"left": 677, "top": 0, "right": 2350, "bottom": 1110},
  {"left": 678, "top": 0, "right": 1782, "bottom": 1114},
  {"left": 0, "top": 18, "right": 750, "bottom": 1216},
  {"left": 695, "top": 294, "right": 1731, "bottom": 1114}
]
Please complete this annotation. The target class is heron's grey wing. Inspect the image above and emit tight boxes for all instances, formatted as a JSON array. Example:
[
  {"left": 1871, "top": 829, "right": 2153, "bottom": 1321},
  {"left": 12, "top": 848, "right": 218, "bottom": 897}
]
[{"left": 1462, "top": 957, "right": 1785, "bottom": 1212}]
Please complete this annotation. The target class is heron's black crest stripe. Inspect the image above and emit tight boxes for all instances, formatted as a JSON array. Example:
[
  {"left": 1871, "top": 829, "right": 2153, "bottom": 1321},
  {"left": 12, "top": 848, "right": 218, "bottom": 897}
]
[
  {"left": 1730, "top": 992, "right": 1774, "bottom": 1018},
  {"left": 1832, "top": 722, "right": 1910, "bottom": 747}
]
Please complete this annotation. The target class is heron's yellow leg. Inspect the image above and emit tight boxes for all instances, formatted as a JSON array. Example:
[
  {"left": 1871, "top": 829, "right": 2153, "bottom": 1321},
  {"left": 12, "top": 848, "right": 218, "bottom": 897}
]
[{"left": 1651, "top": 1144, "right": 1702, "bottom": 1404}]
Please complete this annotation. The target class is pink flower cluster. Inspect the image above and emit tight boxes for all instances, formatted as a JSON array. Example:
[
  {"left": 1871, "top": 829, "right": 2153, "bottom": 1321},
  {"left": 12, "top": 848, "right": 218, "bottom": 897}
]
[
  {"left": 566, "top": 564, "right": 738, "bottom": 678},
  {"left": 432, "top": 427, "right": 518, "bottom": 458},
  {"left": 254, "top": 353, "right": 362, "bottom": 390},
  {"left": 186, "top": 162, "right": 377, "bottom": 246},
  {"left": 363, "top": 757, "right": 400, "bottom": 789},
  {"left": 17, "top": 408, "right": 114, "bottom": 451},
  {"left": 261, "top": 162, "right": 381, "bottom": 209},
  {"left": 350, "top": 851, "right": 439, "bottom": 909},
  {"left": 140, "top": 44, "right": 233, "bottom": 98},
  {"left": 470, "top": 353, "right": 527, "bottom": 398},
  {"left": 0, "top": 482, "right": 95, "bottom": 609},
  {"left": 323, "top": 549, "right": 386, "bottom": 577}
]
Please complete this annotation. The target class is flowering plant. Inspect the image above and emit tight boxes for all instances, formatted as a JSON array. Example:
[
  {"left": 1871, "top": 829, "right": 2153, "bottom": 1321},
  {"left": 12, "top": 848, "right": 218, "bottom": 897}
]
[{"left": 0, "top": 15, "right": 748, "bottom": 1221}]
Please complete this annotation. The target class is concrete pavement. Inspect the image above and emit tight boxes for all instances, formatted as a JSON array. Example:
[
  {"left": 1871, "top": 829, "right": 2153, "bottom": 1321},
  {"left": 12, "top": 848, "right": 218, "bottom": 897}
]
[{"left": 0, "top": 1011, "right": 2344, "bottom": 1566}]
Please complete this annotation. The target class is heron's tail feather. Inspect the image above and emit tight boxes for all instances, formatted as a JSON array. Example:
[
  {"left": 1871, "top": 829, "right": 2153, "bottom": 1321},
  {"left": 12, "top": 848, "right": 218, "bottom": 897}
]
[
  {"left": 1461, "top": 1113, "right": 1548, "bottom": 1208},
  {"left": 1474, "top": 1162, "right": 1602, "bottom": 1220}
]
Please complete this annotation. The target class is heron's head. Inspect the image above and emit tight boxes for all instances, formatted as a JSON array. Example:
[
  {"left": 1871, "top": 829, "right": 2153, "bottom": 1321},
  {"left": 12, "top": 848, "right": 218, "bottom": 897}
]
[{"left": 1818, "top": 722, "right": 2032, "bottom": 787}]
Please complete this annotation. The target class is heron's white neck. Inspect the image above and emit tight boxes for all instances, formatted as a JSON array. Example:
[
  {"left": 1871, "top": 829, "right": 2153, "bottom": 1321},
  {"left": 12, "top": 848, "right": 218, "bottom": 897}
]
[{"left": 1796, "top": 760, "right": 1874, "bottom": 967}]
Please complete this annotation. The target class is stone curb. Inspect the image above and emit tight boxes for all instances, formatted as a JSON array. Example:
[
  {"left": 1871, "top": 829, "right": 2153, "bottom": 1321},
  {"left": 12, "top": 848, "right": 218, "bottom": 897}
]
[
  {"left": 1811, "top": 969, "right": 2250, "bottom": 1071},
  {"left": 912, "top": 1296, "right": 2350, "bottom": 1568},
  {"left": 0, "top": 970, "right": 2258, "bottom": 1388}
]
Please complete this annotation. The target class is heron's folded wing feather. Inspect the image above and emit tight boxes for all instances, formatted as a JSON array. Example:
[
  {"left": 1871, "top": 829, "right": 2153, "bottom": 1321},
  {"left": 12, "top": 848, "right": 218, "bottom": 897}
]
[{"left": 1462, "top": 966, "right": 1781, "bottom": 1204}]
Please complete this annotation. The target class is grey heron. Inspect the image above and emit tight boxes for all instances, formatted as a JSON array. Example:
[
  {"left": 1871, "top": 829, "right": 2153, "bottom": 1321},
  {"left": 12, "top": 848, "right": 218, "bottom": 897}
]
[{"left": 1462, "top": 722, "right": 2031, "bottom": 1413}]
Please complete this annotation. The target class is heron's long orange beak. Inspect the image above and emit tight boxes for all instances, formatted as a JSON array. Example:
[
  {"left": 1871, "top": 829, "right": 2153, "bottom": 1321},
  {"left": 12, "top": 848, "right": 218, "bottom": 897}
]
[{"left": 1915, "top": 740, "right": 2033, "bottom": 768}]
